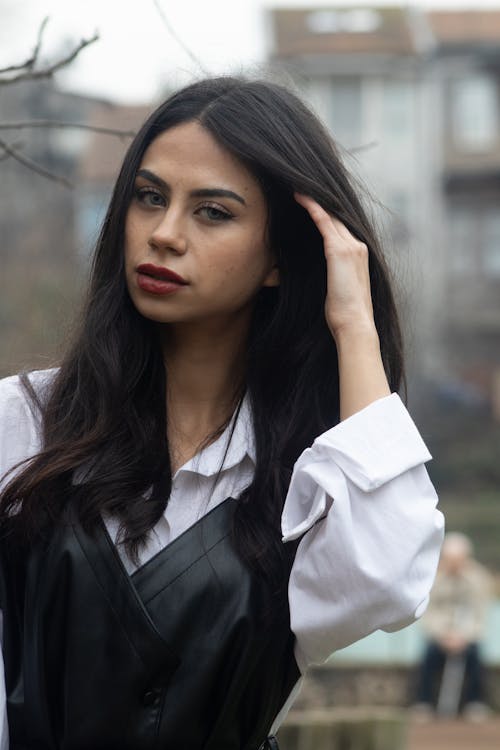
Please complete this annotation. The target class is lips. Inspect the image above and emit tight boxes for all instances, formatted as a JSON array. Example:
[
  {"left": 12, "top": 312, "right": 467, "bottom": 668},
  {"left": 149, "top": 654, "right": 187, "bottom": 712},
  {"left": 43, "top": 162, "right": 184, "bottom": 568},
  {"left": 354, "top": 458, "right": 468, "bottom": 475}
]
[
  {"left": 136, "top": 263, "right": 188, "bottom": 296},
  {"left": 136, "top": 264, "right": 187, "bottom": 284}
]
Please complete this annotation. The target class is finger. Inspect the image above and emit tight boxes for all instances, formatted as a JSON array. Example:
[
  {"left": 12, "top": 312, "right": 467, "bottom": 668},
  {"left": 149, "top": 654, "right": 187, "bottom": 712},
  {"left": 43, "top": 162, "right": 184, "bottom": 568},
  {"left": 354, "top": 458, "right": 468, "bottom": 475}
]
[
  {"left": 294, "top": 193, "right": 344, "bottom": 241},
  {"left": 330, "top": 216, "right": 355, "bottom": 242},
  {"left": 295, "top": 193, "right": 360, "bottom": 244}
]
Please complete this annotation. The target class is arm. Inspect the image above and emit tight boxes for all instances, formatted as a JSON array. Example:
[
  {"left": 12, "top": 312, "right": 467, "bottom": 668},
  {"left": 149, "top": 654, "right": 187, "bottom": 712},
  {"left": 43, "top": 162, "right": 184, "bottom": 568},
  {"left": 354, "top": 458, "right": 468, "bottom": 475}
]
[
  {"left": 0, "top": 370, "right": 52, "bottom": 748},
  {"left": 285, "top": 196, "right": 443, "bottom": 672},
  {"left": 0, "top": 614, "right": 7, "bottom": 750},
  {"left": 283, "top": 395, "right": 444, "bottom": 672}
]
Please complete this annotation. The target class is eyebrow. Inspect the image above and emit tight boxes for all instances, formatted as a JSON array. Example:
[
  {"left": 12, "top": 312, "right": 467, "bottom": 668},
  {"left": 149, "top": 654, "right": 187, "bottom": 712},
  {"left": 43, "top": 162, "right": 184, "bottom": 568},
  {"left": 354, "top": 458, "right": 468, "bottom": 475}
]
[{"left": 136, "top": 168, "right": 246, "bottom": 206}]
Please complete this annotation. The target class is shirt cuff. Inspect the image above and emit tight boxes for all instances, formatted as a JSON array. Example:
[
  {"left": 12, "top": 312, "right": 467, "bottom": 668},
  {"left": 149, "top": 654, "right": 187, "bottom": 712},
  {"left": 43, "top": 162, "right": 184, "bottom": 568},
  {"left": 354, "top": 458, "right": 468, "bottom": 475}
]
[
  {"left": 281, "top": 393, "right": 432, "bottom": 541},
  {"left": 315, "top": 393, "right": 431, "bottom": 491}
]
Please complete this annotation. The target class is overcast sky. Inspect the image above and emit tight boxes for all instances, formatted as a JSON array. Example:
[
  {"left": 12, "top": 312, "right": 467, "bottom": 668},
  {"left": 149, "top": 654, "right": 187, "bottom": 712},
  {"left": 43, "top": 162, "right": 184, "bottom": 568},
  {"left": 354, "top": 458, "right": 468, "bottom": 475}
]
[{"left": 1, "top": 0, "right": 499, "bottom": 103}]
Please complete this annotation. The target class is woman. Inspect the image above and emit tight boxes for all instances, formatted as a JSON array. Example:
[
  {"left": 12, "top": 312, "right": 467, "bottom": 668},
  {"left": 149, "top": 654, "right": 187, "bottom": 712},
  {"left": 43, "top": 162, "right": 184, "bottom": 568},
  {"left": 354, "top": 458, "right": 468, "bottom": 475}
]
[{"left": 0, "top": 76, "right": 443, "bottom": 749}]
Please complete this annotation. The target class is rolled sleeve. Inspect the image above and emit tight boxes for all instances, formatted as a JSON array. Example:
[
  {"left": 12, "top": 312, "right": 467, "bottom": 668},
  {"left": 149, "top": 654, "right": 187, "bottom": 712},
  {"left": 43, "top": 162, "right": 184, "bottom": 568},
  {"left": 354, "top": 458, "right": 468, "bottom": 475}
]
[
  {"left": 0, "top": 370, "right": 55, "bottom": 490},
  {"left": 282, "top": 394, "right": 444, "bottom": 672},
  {"left": 0, "top": 614, "right": 7, "bottom": 750},
  {"left": 0, "top": 370, "right": 54, "bottom": 748}
]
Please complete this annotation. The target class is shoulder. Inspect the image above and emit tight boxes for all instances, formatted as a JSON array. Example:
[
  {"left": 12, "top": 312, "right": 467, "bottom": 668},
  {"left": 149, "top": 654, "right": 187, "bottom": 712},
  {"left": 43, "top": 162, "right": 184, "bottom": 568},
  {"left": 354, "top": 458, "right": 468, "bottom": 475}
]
[
  {"left": 0, "top": 367, "right": 58, "bottom": 418},
  {"left": 467, "top": 561, "right": 495, "bottom": 594},
  {"left": 0, "top": 368, "right": 59, "bottom": 484}
]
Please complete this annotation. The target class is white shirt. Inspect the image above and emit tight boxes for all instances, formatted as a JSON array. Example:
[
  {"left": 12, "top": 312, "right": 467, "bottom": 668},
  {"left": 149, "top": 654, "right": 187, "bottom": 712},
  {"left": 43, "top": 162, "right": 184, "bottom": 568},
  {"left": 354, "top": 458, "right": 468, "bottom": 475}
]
[{"left": 0, "top": 369, "right": 444, "bottom": 745}]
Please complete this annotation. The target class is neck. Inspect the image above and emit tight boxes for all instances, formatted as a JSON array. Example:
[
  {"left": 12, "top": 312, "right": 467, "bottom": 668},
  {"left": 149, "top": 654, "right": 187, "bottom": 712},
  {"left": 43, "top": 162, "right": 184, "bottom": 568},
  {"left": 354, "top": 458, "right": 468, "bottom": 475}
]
[
  {"left": 159, "top": 318, "right": 249, "bottom": 469},
  {"left": 162, "top": 319, "right": 248, "bottom": 409}
]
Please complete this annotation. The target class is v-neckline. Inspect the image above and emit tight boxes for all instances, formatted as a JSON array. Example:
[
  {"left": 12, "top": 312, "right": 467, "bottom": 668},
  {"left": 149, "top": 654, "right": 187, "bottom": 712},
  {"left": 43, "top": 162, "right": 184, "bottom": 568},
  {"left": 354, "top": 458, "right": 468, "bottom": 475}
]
[
  {"left": 96, "top": 496, "right": 236, "bottom": 583},
  {"left": 130, "top": 496, "right": 236, "bottom": 586}
]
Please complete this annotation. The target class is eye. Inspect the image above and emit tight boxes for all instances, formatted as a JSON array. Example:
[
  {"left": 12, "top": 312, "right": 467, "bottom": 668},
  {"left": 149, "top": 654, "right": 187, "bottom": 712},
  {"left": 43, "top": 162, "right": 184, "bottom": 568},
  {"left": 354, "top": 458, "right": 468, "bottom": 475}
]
[
  {"left": 197, "top": 203, "right": 233, "bottom": 222},
  {"left": 134, "top": 187, "right": 166, "bottom": 208}
]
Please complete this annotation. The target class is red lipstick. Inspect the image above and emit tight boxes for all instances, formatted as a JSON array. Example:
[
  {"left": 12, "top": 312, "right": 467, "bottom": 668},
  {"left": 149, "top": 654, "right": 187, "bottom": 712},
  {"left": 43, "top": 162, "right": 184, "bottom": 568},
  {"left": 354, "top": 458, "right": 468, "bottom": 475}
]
[{"left": 136, "top": 263, "right": 188, "bottom": 296}]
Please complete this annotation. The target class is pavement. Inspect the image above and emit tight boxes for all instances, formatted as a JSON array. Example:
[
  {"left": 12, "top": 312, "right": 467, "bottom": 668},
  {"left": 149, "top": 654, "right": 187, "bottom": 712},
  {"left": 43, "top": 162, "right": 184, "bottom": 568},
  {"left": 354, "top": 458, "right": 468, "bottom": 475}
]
[{"left": 407, "top": 717, "right": 500, "bottom": 750}]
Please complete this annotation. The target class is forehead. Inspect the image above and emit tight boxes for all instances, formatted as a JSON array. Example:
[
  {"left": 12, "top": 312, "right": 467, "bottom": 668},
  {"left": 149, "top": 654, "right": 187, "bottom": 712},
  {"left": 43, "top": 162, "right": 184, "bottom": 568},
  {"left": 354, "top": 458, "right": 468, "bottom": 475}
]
[{"left": 139, "top": 121, "right": 263, "bottom": 200}]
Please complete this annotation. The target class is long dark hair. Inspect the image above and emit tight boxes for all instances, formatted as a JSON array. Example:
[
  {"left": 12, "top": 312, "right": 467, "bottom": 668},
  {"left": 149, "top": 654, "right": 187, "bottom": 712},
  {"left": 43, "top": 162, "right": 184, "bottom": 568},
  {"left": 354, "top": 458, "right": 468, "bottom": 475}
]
[{"left": 0, "top": 76, "right": 404, "bottom": 590}]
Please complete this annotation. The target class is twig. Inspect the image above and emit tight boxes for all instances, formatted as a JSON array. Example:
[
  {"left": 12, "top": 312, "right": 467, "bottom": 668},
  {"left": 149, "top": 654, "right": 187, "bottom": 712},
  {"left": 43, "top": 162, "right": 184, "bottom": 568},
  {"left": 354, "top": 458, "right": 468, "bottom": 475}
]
[
  {"left": 0, "top": 33, "right": 99, "bottom": 86},
  {"left": 0, "top": 139, "right": 73, "bottom": 188},
  {"left": 153, "top": 0, "right": 210, "bottom": 75},
  {"left": 0, "top": 120, "right": 137, "bottom": 139},
  {"left": 0, "top": 145, "right": 21, "bottom": 163},
  {"left": 348, "top": 141, "right": 379, "bottom": 154},
  {"left": 0, "top": 17, "right": 49, "bottom": 75},
  {"left": 29, "top": 16, "right": 50, "bottom": 71},
  {"left": 0, "top": 139, "right": 24, "bottom": 162}
]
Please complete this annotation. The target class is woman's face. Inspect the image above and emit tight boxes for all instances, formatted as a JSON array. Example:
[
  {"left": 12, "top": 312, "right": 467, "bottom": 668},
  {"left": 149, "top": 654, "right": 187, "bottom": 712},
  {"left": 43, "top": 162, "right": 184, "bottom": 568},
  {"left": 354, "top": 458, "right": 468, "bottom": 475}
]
[{"left": 124, "top": 121, "right": 279, "bottom": 329}]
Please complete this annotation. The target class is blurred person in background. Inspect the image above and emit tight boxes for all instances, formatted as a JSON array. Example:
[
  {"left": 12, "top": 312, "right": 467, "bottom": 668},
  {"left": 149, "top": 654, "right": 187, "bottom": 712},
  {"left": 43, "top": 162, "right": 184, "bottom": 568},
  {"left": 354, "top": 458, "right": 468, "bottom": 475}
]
[
  {"left": 0, "top": 76, "right": 443, "bottom": 749},
  {"left": 413, "top": 531, "right": 494, "bottom": 721}
]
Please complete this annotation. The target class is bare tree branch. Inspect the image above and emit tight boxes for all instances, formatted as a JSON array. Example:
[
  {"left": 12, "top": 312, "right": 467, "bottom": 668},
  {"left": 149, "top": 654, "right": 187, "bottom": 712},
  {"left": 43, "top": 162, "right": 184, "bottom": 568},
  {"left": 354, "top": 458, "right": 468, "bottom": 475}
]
[
  {"left": 0, "top": 17, "right": 49, "bottom": 75},
  {"left": 28, "top": 16, "right": 50, "bottom": 71},
  {"left": 0, "top": 32, "right": 99, "bottom": 86},
  {"left": 0, "top": 25, "right": 133, "bottom": 186},
  {"left": 0, "top": 140, "right": 24, "bottom": 162},
  {"left": 153, "top": 0, "right": 209, "bottom": 75},
  {"left": 0, "top": 139, "right": 73, "bottom": 188},
  {"left": 0, "top": 120, "right": 137, "bottom": 139},
  {"left": 348, "top": 141, "right": 379, "bottom": 154}
]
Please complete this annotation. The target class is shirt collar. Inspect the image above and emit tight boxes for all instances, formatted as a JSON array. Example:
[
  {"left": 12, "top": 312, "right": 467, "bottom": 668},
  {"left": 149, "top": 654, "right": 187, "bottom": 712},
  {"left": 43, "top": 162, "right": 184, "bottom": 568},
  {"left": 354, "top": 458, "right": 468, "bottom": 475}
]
[{"left": 174, "top": 393, "right": 256, "bottom": 479}]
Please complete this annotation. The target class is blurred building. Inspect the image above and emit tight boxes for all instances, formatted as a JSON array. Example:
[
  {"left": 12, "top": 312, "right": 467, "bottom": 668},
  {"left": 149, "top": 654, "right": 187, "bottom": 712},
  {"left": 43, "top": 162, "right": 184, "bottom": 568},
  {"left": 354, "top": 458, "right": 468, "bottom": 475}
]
[
  {"left": 0, "top": 80, "right": 104, "bottom": 373},
  {"left": 268, "top": 5, "right": 500, "bottom": 418},
  {"left": 0, "top": 77, "right": 151, "bottom": 265},
  {"left": 0, "top": 79, "right": 104, "bottom": 267},
  {"left": 0, "top": 78, "right": 148, "bottom": 373},
  {"left": 76, "top": 103, "right": 152, "bottom": 262}
]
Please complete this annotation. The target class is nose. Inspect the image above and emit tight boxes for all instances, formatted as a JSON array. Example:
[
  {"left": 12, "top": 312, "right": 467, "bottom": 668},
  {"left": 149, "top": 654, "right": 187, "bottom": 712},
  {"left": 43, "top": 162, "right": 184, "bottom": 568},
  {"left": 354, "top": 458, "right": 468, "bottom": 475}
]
[{"left": 148, "top": 208, "right": 187, "bottom": 255}]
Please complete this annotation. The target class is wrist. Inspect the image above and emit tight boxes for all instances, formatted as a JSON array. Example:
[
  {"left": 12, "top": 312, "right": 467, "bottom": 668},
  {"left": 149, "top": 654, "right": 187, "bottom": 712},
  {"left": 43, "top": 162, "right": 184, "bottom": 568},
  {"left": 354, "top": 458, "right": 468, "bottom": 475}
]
[
  {"left": 334, "top": 322, "right": 390, "bottom": 420},
  {"left": 333, "top": 320, "right": 380, "bottom": 350}
]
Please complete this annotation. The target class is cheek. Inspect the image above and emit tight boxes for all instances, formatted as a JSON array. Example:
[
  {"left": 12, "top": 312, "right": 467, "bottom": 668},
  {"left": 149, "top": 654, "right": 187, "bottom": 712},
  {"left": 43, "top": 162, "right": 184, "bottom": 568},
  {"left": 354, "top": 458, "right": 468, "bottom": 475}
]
[
  {"left": 223, "top": 233, "right": 270, "bottom": 277},
  {"left": 215, "top": 250, "right": 265, "bottom": 290}
]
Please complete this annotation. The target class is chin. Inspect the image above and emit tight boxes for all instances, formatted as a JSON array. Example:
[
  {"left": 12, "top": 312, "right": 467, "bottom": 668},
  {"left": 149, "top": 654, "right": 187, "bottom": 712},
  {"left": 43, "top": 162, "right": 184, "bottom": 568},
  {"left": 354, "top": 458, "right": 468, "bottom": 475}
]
[
  {"left": 135, "top": 307, "right": 184, "bottom": 325},
  {"left": 128, "top": 292, "right": 181, "bottom": 323},
  {"left": 133, "top": 301, "right": 203, "bottom": 327}
]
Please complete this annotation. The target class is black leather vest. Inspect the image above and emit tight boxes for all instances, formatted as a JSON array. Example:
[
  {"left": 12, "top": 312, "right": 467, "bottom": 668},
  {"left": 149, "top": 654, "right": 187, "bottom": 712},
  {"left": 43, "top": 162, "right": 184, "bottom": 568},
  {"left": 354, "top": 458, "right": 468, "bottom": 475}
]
[{"left": 0, "top": 497, "right": 300, "bottom": 749}]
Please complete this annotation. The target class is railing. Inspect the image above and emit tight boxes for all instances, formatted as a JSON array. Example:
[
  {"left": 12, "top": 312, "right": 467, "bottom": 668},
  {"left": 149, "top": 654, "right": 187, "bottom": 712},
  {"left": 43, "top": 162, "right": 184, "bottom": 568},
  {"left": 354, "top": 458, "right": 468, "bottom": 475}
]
[{"left": 329, "top": 601, "right": 500, "bottom": 667}]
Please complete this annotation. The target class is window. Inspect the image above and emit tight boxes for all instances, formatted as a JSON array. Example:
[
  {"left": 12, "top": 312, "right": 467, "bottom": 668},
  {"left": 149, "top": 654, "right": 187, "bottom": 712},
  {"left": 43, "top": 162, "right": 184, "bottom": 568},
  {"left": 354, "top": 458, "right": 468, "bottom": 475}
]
[
  {"left": 482, "top": 211, "right": 500, "bottom": 276},
  {"left": 451, "top": 74, "right": 498, "bottom": 151},
  {"left": 448, "top": 207, "right": 476, "bottom": 275},
  {"left": 383, "top": 81, "right": 414, "bottom": 138},
  {"left": 307, "top": 9, "right": 381, "bottom": 34},
  {"left": 448, "top": 204, "right": 500, "bottom": 278},
  {"left": 330, "top": 79, "right": 362, "bottom": 148},
  {"left": 387, "top": 191, "right": 410, "bottom": 241},
  {"left": 76, "top": 188, "right": 110, "bottom": 263}
]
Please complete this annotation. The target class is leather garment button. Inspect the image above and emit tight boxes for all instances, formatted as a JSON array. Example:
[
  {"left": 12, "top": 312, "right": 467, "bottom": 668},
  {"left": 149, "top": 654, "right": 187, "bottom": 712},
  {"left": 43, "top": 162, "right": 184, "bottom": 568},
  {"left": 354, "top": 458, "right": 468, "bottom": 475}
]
[{"left": 142, "top": 688, "right": 160, "bottom": 706}]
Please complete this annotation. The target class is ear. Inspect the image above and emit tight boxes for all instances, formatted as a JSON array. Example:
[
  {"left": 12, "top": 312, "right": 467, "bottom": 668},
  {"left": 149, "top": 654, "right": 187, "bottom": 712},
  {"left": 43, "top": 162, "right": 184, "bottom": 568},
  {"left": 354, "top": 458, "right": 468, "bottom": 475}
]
[{"left": 262, "top": 262, "right": 280, "bottom": 288}]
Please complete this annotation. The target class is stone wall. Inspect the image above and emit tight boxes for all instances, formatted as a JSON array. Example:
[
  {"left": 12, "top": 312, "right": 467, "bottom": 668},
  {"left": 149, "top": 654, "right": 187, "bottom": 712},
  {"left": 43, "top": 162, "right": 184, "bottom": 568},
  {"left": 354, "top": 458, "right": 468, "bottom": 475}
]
[
  {"left": 292, "top": 663, "right": 500, "bottom": 711},
  {"left": 277, "top": 708, "right": 407, "bottom": 750}
]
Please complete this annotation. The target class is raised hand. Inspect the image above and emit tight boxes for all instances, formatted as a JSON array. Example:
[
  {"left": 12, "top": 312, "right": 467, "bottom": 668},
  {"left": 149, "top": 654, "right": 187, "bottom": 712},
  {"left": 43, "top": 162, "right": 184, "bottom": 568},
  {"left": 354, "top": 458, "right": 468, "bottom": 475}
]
[
  {"left": 294, "top": 192, "right": 391, "bottom": 419},
  {"left": 294, "top": 193, "right": 376, "bottom": 342}
]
